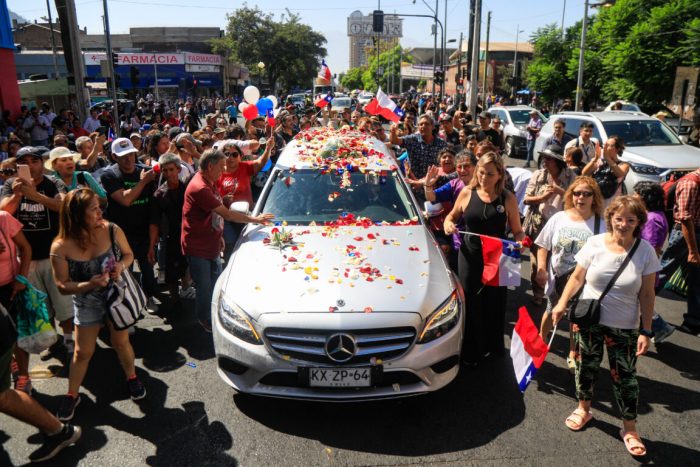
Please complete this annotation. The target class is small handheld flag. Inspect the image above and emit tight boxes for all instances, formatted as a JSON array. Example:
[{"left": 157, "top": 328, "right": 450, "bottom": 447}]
[
  {"left": 481, "top": 235, "right": 521, "bottom": 287},
  {"left": 314, "top": 94, "right": 333, "bottom": 108},
  {"left": 511, "top": 307, "right": 550, "bottom": 393},
  {"left": 364, "top": 88, "right": 404, "bottom": 123}
]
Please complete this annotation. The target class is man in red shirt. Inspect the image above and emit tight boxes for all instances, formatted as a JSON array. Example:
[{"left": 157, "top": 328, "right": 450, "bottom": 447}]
[
  {"left": 181, "top": 149, "right": 274, "bottom": 332},
  {"left": 658, "top": 168, "right": 700, "bottom": 335}
]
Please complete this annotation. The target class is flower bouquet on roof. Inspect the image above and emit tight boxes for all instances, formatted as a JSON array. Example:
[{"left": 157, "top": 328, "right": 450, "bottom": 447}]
[{"left": 263, "top": 227, "right": 294, "bottom": 251}]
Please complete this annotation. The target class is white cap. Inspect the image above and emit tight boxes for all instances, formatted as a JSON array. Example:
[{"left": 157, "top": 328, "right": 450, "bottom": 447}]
[{"left": 111, "top": 137, "right": 138, "bottom": 157}]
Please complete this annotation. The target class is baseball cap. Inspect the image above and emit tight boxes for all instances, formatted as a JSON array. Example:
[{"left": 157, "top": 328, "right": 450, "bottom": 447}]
[
  {"left": 129, "top": 132, "right": 141, "bottom": 140},
  {"left": 174, "top": 132, "right": 202, "bottom": 147},
  {"left": 141, "top": 124, "right": 152, "bottom": 132},
  {"left": 45, "top": 147, "right": 80, "bottom": 170},
  {"left": 439, "top": 113, "right": 453, "bottom": 122},
  {"left": 111, "top": 137, "right": 138, "bottom": 157},
  {"left": 478, "top": 111, "right": 491, "bottom": 119},
  {"left": 213, "top": 127, "right": 227, "bottom": 135},
  {"left": 168, "top": 126, "right": 183, "bottom": 140},
  {"left": 16, "top": 146, "right": 46, "bottom": 160}
]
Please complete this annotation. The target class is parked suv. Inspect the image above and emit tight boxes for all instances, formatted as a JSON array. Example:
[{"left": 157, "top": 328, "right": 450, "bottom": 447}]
[
  {"left": 488, "top": 106, "right": 548, "bottom": 157},
  {"left": 603, "top": 101, "right": 693, "bottom": 142},
  {"left": 212, "top": 128, "right": 464, "bottom": 400},
  {"left": 534, "top": 111, "right": 700, "bottom": 193}
]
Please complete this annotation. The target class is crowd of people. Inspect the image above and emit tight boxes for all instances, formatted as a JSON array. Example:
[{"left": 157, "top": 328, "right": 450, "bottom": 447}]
[{"left": 0, "top": 91, "right": 698, "bottom": 461}]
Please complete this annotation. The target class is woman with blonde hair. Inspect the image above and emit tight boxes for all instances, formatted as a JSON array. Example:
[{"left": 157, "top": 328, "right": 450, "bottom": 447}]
[
  {"left": 444, "top": 152, "right": 525, "bottom": 365},
  {"left": 552, "top": 195, "right": 659, "bottom": 457},
  {"left": 535, "top": 176, "right": 606, "bottom": 371},
  {"left": 50, "top": 189, "right": 146, "bottom": 422}
]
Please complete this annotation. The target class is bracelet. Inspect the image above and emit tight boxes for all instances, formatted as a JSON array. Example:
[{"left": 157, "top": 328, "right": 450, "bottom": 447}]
[{"left": 639, "top": 328, "right": 654, "bottom": 338}]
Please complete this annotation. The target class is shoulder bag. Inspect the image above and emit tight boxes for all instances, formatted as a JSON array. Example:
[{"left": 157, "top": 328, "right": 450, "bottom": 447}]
[
  {"left": 106, "top": 223, "right": 147, "bottom": 330},
  {"left": 567, "top": 237, "right": 640, "bottom": 326}
]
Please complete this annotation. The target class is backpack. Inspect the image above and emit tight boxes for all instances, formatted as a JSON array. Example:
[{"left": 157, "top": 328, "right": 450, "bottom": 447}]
[
  {"left": 663, "top": 171, "right": 700, "bottom": 226},
  {"left": 592, "top": 162, "right": 620, "bottom": 198}
]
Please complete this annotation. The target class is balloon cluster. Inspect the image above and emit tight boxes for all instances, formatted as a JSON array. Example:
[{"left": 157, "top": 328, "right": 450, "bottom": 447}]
[{"left": 239, "top": 86, "right": 280, "bottom": 121}]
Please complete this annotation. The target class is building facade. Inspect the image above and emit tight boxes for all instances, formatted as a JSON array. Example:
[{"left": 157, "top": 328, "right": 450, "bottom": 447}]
[{"left": 347, "top": 10, "right": 402, "bottom": 69}]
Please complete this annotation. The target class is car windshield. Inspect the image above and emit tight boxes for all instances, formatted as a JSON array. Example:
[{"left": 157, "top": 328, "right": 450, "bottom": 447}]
[
  {"left": 260, "top": 169, "right": 419, "bottom": 224},
  {"left": 332, "top": 98, "right": 351, "bottom": 108},
  {"left": 508, "top": 109, "right": 545, "bottom": 125},
  {"left": 602, "top": 119, "right": 682, "bottom": 146}
]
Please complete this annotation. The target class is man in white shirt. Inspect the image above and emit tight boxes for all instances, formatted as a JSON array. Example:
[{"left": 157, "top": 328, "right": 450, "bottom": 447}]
[
  {"left": 82, "top": 109, "right": 101, "bottom": 133},
  {"left": 564, "top": 121, "right": 599, "bottom": 163}
]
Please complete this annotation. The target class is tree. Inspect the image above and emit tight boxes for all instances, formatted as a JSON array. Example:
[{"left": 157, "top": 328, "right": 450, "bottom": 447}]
[
  {"left": 361, "top": 45, "right": 412, "bottom": 93},
  {"left": 210, "top": 4, "right": 327, "bottom": 92},
  {"left": 340, "top": 67, "right": 365, "bottom": 91},
  {"left": 525, "top": 24, "right": 576, "bottom": 104}
]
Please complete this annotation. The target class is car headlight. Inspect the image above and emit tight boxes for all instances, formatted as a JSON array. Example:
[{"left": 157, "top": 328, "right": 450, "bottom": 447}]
[
  {"left": 629, "top": 163, "right": 663, "bottom": 176},
  {"left": 218, "top": 294, "right": 262, "bottom": 345},
  {"left": 418, "top": 291, "right": 461, "bottom": 344}
]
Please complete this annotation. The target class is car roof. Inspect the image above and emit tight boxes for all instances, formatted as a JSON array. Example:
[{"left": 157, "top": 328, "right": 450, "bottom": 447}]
[
  {"left": 275, "top": 128, "right": 397, "bottom": 172},
  {"left": 553, "top": 111, "right": 653, "bottom": 122},
  {"left": 488, "top": 105, "right": 536, "bottom": 111}
]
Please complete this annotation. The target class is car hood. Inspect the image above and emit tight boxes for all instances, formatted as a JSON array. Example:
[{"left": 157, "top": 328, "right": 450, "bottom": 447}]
[
  {"left": 221, "top": 225, "right": 455, "bottom": 320},
  {"left": 623, "top": 144, "right": 700, "bottom": 169}
]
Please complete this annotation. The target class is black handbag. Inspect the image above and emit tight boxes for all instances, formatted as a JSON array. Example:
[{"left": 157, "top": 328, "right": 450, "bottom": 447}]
[{"left": 567, "top": 237, "right": 640, "bottom": 326}]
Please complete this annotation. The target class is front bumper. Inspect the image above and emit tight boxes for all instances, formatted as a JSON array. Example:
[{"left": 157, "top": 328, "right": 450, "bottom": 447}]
[{"left": 212, "top": 309, "right": 463, "bottom": 401}]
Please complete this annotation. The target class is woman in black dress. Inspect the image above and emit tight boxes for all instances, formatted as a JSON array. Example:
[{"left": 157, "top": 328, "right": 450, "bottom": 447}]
[{"left": 444, "top": 152, "right": 526, "bottom": 365}]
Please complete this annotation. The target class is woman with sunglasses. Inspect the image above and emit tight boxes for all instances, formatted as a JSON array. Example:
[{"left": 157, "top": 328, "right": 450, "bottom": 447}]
[
  {"left": 217, "top": 137, "right": 275, "bottom": 260},
  {"left": 535, "top": 176, "right": 605, "bottom": 371}
]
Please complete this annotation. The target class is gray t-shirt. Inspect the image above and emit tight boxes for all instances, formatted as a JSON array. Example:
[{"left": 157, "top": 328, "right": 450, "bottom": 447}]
[{"left": 575, "top": 234, "right": 660, "bottom": 329}]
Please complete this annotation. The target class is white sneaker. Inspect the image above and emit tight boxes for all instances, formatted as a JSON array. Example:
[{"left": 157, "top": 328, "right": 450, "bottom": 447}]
[{"left": 146, "top": 297, "right": 159, "bottom": 314}]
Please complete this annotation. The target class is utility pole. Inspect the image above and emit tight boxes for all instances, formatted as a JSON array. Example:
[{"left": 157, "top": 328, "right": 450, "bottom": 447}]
[
  {"left": 575, "top": 0, "right": 589, "bottom": 111},
  {"left": 511, "top": 24, "right": 522, "bottom": 99},
  {"left": 466, "top": 0, "right": 475, "bottom": 79},
  {"left": 45, "top": 0, "right": 59, "bottom": 79},
  {"left": 468, "top": 0, "right": 481, "bottom": 116},
  {"left": 431, "top": 0, "right": 438, "bottom": 98},
  {"left": 561, "top": 0, "right": 567, "bottom": 38},
  {"left": 56, "top": 0, "right": 89, "bottom": 122},
  {"left": 399, "top": 47, "right": 404, "bottom": 94},
  {"left": 443, "top": 0, "right": 447, "bottom": 101},
  {"left": 455, "top": 31, "right": 462, "bottom": 106},
  {"left": 102, "top": 0, "right": 119, "bottom": 128},
  {"left": 153, "top": 53, "right": 160, "bottom": 102},
  {"left": 481, "top": 10, "right": 490, "bottom": 105}
]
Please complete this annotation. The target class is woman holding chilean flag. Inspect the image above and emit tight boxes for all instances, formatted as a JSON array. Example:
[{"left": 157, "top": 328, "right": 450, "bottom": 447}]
[{"left": 444, "top": 152, "right": 527, "bottom": 366}]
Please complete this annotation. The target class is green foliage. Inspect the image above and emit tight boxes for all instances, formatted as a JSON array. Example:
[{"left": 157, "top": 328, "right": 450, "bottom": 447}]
[
  {"left": 210, "top": 4, "right": 327, "bottom": 92},
  {"left": 340, "top": 67, "right": 364, "bottom": 91},
  {"left": 361, "top": 45, "right": 412, "bottom": 93},
  {"left": 529, "top": 0, "right": 699, "bottom": 106}
]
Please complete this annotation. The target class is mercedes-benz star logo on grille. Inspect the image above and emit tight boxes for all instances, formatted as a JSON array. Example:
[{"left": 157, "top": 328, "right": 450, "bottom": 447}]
[{"left": 325, "top": 333, "right": 356, "bottom": 363}]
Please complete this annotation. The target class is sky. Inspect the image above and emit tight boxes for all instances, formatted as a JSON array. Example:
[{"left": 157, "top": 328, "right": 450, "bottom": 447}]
[{"left": 8, "top": 0, "right": 591, "bottom": 74}]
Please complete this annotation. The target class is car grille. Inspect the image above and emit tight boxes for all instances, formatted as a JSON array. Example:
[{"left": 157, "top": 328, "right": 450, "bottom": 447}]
[
  {"left": 264, "top": 327, "right": 416, "bottom": 365},
  {"left": 663, "top": 169, "right": 693, "bottom": 182}
]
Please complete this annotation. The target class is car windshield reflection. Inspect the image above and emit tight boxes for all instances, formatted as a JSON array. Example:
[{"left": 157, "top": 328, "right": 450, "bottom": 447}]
[
  {"left": 261, "top": 169, "right": 418, "bottom": 224},
  {"left": 602, "top": 120, "right": 681, "bottom": 146}
]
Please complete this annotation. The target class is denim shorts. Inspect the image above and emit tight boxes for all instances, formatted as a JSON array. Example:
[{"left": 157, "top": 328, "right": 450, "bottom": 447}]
[{"left": 73, "top": 294, "right": 108, "bottom": 327}]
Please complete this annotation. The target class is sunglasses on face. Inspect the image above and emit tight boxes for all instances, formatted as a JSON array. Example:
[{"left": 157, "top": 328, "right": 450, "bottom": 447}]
[
  {"left": 0, "top": 169, "right": 16, "bottom": 175},
  {"left": 225, "top": 151, "right": 240, "bottom": 158},
  {"left": 572, "top": 191, "right": 593, "bottom": 197}
]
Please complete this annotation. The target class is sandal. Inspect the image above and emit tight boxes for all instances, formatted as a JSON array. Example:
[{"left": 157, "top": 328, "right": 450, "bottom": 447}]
[
  {"left": 566, "top": 355, "right": 576, "bottom": 374},
  {"left": 620, "top": 430, "right": 647, "bottom": 457},
  {"left": 565, "top": 409, "right": 593, "bottom": 431}
]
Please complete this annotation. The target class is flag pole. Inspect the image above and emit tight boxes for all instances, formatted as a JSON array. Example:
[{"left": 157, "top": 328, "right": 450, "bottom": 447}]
[
  {"left": 457, "top": 230, "right": 519, "bottom": 245},
  {"left": 547, "top": 324, "right": 558, "bottom": 349}
]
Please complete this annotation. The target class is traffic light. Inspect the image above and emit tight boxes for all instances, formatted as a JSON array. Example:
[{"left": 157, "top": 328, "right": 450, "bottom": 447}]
[
  {"left": 462, "top": 68, "right": 467, "bottom": 78},
  {"left": 112, "top": 52, "right": 119, "bottom": 67},
  {"left": 129, "top": 66, "right": 140, "bottom": 87},
  {"left": 434, "top": 70, "right": 444, "bottom": 84},
  {"left": 372, "top": 10, "right": 384, "bottom": 33}
]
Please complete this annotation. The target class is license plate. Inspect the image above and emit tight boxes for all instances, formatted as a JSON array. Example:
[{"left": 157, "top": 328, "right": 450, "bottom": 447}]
[{"left": 308, "top": 367, "right": 371, "bottom": 387}]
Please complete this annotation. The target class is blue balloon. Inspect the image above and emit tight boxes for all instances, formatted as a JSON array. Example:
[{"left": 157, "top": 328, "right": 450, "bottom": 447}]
[{"left": 256, "top": 98, "right": 273, "bottom": 114}]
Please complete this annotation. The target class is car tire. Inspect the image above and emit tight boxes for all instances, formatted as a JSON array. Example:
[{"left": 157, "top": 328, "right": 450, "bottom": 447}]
[{"left": 505, "top": 137, "right": 516, "bottom": 158}]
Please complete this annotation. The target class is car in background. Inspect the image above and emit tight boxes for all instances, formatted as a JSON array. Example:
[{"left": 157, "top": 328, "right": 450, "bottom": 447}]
[
  {"left": 330, "top": 96, "right": 353, "bottom": 116},
  {"left": 212, "top": 128, "right": 464, "bottom": 400},
  {"left": 534, "top": 111, "right": 700, "bottom": 193},
  {"left": 604, "top": 101, "right": 693, "bottom": 142},
  {"left": 488, "top": 106, "right": 548, "bottom": 157},
  {"left": 358, "top": 92, "right": 374, "bottom": 106},
  {"left": 289, "top": 93, "right": 306, "bottom": 109},
  {"left": 89, "top": 99, "right": 134, "bottom": 115}
]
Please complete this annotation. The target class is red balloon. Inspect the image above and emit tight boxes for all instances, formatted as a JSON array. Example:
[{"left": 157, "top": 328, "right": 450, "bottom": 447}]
[{"left": 243, "top": 104, "right": 259, "bottom": 120}]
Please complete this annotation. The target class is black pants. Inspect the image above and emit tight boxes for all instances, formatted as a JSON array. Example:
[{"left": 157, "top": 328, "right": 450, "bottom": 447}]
[
  {"left": 128, "top": 237, "right": 157, "bottom": 298},
  {"left": 458, "top": 244, "right": 507, "bottom": 363}
]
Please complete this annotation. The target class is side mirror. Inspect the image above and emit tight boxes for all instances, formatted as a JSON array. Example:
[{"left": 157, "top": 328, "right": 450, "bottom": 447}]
[{"left": 230, "top": 201, "right": 250, "bottom": 214}]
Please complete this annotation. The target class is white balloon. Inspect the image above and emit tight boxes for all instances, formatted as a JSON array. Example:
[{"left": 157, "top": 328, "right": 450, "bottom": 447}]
[
  {"left": 238, "top": 102, "right": 248, "bottom": 112},
  {"left": 267, "top": 95, "right": 278, "bottom": 108},
  {"left": 243, "top": 86, "right": 260, "bottom": 105}
]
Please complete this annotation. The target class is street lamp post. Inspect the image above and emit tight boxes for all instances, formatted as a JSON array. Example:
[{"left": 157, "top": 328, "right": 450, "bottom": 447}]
[
  {"left": 575, "top": 1, "right": 615, "bottom": 111},
  {"left": 511, "top": 25, "right": 524, "bottom": 100}
]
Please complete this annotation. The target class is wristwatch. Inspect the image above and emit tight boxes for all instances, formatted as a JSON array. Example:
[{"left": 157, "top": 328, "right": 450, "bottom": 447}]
[{"left": 639, "top": 328, "right": 655, "bottom": 338}]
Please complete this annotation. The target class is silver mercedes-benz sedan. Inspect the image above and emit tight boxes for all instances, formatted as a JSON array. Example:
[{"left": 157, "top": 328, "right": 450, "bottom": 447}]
[{"left": 212, "top": 129, "right": 464, "bottom": 400}]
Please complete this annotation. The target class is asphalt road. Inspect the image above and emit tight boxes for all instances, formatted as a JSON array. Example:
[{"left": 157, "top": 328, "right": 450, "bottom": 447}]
[{"left": 1, "top": 247, "right": 699, "bottom": 467}]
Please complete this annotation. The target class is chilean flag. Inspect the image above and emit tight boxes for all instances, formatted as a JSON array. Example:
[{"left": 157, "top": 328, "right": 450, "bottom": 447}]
[
  {"left": 364, "top": 88, "right": 405, "bottom": 123},
  {"left": 481, "top": 236, "right": 521, "bottom": 287},
  {"left": 511, "top": 307, "right": 550, "bottom": 393},
  {"left": 266, "top": 108, "right": 276, "bottom": 127},
  {"left": 314, "top": 93, "right": 333, "bottom": 108},
  {"left": 318, "top": 59, "right": 332, "bottom": 82}
]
